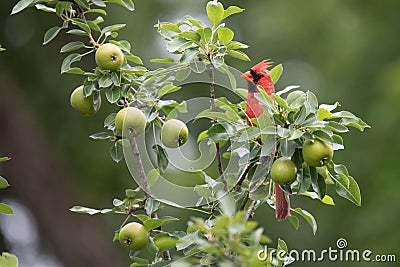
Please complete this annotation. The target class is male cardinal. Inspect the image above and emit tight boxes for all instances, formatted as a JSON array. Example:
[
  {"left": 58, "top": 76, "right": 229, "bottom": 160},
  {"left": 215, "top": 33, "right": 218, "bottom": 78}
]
[{"left": 241, "top": 60, "right": 290, "bottom": 221}]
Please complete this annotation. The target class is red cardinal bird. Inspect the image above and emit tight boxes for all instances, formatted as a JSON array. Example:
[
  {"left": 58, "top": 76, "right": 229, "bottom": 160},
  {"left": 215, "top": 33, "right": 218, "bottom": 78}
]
[{"left": 241, "top": 60, "right": 290, "bottom": 221}]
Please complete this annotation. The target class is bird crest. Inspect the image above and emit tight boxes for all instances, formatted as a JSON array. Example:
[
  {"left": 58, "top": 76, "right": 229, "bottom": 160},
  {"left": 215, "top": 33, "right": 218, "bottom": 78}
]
[{"left": 251, "top": 59, "right": 273, "bottom": 74}]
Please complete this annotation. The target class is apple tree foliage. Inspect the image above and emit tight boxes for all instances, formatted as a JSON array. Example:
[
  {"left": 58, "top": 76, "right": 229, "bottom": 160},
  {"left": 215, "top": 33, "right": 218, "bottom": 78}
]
[
  {"left": 10, "top": 0, "right": 369, "bottom": 266},
  {"left": 0, "top": 156, "right": 19, "bottom": 267}
]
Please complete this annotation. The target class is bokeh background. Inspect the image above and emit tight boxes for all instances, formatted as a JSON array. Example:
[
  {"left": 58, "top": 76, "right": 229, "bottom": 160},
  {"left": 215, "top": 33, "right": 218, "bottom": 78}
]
[{"left": 0, "top": 0, "right": 399, "bottom": 266}]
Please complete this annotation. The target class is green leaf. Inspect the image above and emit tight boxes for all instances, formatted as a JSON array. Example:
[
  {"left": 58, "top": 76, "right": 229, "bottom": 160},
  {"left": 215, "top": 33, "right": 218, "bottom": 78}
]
[
  {"left": 320, "top": 102, "right": 340, "bottom": 112},
  {"left": 301, "top": 192, "right": 335, "bottom": 206},
  {"left": 69, "top": 206, "right": 112, "bottom": 215},
  {"left": 0, "top": 176, "right": 10, "bottom": 189},
  {"left": 43, "top": 26, "right": 62, "bottom": 45},
  {"left": 110, "top": 143, "right": 123, "bottom": 163},
  {"left": 92, "top": 0, "right": 106, "bottom": 7},
  {"left": 292, "top": 208, "right": 317, "bottom": 235},
  {"left": 67, "top": 29, "right": 87, "bottom": 36},
  {"left": 65, "top": 67, "right": 84, "bottom": 75},
  {"left": 226, "top": 41, "right": 248, "bottom": 50},
  {"left": 134, "top": 214, "right": 149, "bottom": 222},
  {"left": 0, "top": 252, "right": 18, "bottom": 267},
  {"left": 60, "top": 41, "right": 85, "bottom": 53},
  {"left": 195, "top": 110, "right": 238, "bottom": 124},
  {"left": 144, "top": 218, "right": 164, "bottom": 230},
  {"left": 326, "top": 121, "right": 349, "bottom": 133},
  {"left": 158, "top": 22, "right": 181, "bottom": 33},
  {"left": 223, "top": 6, "right": 244, "bottom": 19},
  {"left": 146, "top": 169, "right": 160, "bottom": 188},
  {"left": 71, "top": 18, "right": 91, "bottom": 33},
  {"left": 219, "top": 193, "right": 235, "bottom": 217},
  {"left": 152, "top": 145, "right": 168, "bottom": 172},
  {"left": 160, "top": 216, "right": 179, "bottom": 224},
  {"left": 197, "top": 27, "right": 212, "bottom": 42},
  {"left": 287, "top": 91, "right": 306, "bottom": 110},
  {"left": 227, "top": 50, "right": 250, "bottom": 61},
  {"left": 313, "top": 130, "right": 333, "bottom": 143},
  {"left": 333, "top": 174, "right": 361, "bottom": 206},
  {"left": 166, "top": 37, "right": 192, "bottom": 53},
  {"left": 74, "top": 0, "right": 90, "bottom": 9},
  {"left": 194, "top": 185, "right": 212, "bottom": 199},
  {"left": 288, "top": 215, "right": 300, "bottom": 230},
  {"left": 206, "top": 1, "right": 224, "bottom": 27},
  {"left": 179, "top": 31, "right": 201, "bottom": 42},
  {"left": 270, "top": 64, "right": 283, "bottom": 84},
  {"left": 61, "top": 53, "right": 82, "bottom": 74},
  {"left": 125, "top": 54, "right": 143, "bottom": 65},
  {"left": 317, "top": 108, "right": 331, "bottom": 121},
  {"left": 107, "top": 0, "right": 135, "bottom": 11},
  {"left": 105, "top": 87, "right": 121, "bottom": 103},
  {"left": 89, "top": 132, "right": 112, "bottom": 140},
  {"left": 130, "top": 257, "right": 150, "bottom": 266},
  {"left": 321, "top": 195, "right": 335, "bottom": 205},
  {"left": 35, "top": 4, "right": 56, "bottom": 13},
  {"left": 0, "top": 203, "right": 13, "bottom": 215},
  {"left": 0, "top": 157, "right": 10, "bottom": 162},
  {"left": 145, "top": 198, "right": 160, "bottom": 216},
  {"left": 101, "top": 24, "right": 126, "bottom": 35},
  {"left": 150, "top": 58, "right": 175, "bottom": 63},
  {"left": 85, "top": 9, "right": 107, "bottom": 16},
  {"left": 180, "top": 48, "right": 199, "bottom": 63},
  {"left": 190, "top": 61, "right": 207, "bottom": 73},
  {"left": 98, "top": 76, "right": 113, "bottom": 88},
  {"left": 217, "top": 28, "right": 234, "bottom": 45},
  {"left": 310, "top": 167, "right": 326, "bottom": 198},
  {"left": 157, "top": 84, "right": 181, "bottom": 98},
  {"left": 11, "top": 0, "right": 35, "bottom": 15}
]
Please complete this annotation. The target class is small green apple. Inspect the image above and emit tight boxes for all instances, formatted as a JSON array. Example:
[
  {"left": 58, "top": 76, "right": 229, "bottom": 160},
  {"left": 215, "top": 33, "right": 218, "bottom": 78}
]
[
  {"left": 115, "top": 107, "right": 147, "bottom": 138},
  {"left": 70, "top": 85, "right": 100, "bottom": 115},
  {"left": 160, "top": 119, "right": 189, "bottom": 148},
  {"left": 302, "top": 139, "right": 334, "bottom": 167},
  {"left": 270, "top": 157, "right": 297, "bottom": 185},
  {"left": 95, "top": 43, "right": 124, "bottom": 71},
  {"left": 118, "top": 222, "right": 149, "bottom": 251}
]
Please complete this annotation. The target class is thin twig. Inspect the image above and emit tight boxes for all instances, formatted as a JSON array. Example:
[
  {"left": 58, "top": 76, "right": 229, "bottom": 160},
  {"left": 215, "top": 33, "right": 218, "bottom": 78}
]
[
  {"left": 239, "top": 191, "right": 249, "bottom": 211},
  {"left": 207, "top": 64, "right": 228, "bottom": 191},
  {"left": 129, "top": 137, "right": 171, "bottom": 260},
  {"left": 129, "top": 137, "right": 151, "bottom": 196},
  {"left": 245, "top": 200, "right": 256, "bottom": 221},
  {"left": 234, "top": 163, "right": 254, "bottom": 192}
]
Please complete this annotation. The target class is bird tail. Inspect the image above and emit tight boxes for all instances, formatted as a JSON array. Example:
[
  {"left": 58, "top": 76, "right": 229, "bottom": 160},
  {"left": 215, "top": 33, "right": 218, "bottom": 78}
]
[{"left": 275, "top": 183, "right": 290, "bottom": 221}]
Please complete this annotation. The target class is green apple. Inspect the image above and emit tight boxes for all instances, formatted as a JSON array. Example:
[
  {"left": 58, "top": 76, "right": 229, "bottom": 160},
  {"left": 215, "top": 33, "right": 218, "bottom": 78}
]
[
  {"left": 160, "top": 119, "right": 189, "bottom": 148},
  {"left": 302, "top": 139, "right": 334, "bottom": 167},
  {"left": 119, "top": 222, "right": 149, "bottom": 251},
  {"left": 70, "top": 85, "right": 100, "bottom": 115},
  {"left": 115, "top": 107, "right": 147, "bottom": 137},
  {"left": 95, "top": 43, "right": 124, "bottom": 71},
  {"left": 153, "top": 234, "right": 178, "bottom": 252},
  {"left": 270, "top": 157, "right": 297, "bottom": 185}
]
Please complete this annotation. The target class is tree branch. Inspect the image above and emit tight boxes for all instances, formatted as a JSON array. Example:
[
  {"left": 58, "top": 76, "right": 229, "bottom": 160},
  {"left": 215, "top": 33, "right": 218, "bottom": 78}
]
[
  {"left": 207, "top": 64, "right": 228, "bottom": 192},
  {"left": 245, "top": 200, "right": 256, "bottom": 221},
  {"left": 129, "top": 137, "right": 151, "bottom": 196}
]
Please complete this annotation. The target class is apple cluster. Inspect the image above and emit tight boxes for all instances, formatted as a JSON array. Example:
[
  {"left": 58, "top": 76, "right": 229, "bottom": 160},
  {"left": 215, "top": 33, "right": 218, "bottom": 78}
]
[{"left": 271, "top": 140, "right": 334, "bottom": 185}]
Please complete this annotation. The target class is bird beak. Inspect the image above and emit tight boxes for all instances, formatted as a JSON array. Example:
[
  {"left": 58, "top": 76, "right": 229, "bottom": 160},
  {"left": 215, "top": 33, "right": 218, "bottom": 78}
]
[{"left": 241, "top": 71, "right": 253, "bottom": 83}]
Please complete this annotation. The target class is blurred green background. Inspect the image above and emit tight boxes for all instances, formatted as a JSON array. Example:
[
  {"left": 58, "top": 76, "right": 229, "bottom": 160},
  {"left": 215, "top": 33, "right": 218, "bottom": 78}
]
[{"left": 0, "top": 0, "right": 399, "bottom": 266}]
